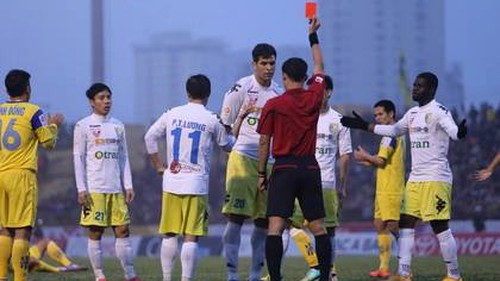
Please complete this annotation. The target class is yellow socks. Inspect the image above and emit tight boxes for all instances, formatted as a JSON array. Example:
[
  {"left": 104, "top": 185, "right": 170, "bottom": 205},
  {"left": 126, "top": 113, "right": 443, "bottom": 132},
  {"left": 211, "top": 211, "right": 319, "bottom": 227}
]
[
  {"left": 32, "top": 259, "right": 61, "bottom": 273},
  {"left": 29, "top": 245, "right": 42, "bottom": 260},
  {"left": 378, "top": 233, "right": 392, "bottom": 272},
  {"left": 11, "top": 239, "right": 29, "bottom": 281},
  {"left": 0, "top": 235, "right": 13, "bottom": 280},
  {"left": 290, "top": 228, "right": 318, "bottom": 268},
  {"left": 47, "top": 241, "right": 72, "bottom": 266}
]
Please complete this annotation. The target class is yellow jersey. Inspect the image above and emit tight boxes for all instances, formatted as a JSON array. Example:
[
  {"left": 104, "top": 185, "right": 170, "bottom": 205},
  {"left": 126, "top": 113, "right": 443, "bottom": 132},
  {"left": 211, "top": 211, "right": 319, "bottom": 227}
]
[
  {"left": 376, "top": 136, "right": 405, "bottom": 194},
  {"left": 0, "top": 101, "right": 58, "bottom": 172}
]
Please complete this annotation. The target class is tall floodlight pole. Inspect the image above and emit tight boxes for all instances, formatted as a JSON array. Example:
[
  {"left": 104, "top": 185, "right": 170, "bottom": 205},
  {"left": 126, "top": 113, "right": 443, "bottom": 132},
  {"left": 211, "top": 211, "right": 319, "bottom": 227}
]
[{"left": 91, "top": 0, "right": 105, "bottom": 83}]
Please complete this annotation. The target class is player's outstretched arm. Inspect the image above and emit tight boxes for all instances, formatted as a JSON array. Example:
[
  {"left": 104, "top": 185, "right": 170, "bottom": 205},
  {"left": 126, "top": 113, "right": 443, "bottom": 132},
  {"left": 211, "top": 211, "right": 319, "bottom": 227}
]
[{"left": 341, "top": 111, "right": 372, "bottom": 131}]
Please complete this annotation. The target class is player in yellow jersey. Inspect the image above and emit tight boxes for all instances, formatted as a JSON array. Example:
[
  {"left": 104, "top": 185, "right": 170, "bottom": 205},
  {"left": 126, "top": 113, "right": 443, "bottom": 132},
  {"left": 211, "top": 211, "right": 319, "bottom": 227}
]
[
  {"left": 0, "top": 69, "right": 63, "bottom": 281},
  {"left": 353, "top": 100, "right": 405, "bottom": 278}
]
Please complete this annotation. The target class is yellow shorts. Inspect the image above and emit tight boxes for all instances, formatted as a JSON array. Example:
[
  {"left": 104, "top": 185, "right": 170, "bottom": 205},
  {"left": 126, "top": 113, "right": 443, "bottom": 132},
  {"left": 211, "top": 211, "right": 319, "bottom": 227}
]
[
  {"left": 221, "top": 152, "right": 271, "bottom": 219},
  {"left": 0, "top": 169, "right": 38, "bottom": 228},
  {"left": 374, "top": 192, "right": 402, "bottom": 221},
  {"left": 402, "top": 181, "right": 452, "bottom": 222},
  {"left": 159, "top": 192, "right": 208, "bottom": 236},
  {"left": 290, "top": 189, "right": 339, "bottom": 228},
  {"left": 80, "top": 193, "right": 130, "bottom": 227}
]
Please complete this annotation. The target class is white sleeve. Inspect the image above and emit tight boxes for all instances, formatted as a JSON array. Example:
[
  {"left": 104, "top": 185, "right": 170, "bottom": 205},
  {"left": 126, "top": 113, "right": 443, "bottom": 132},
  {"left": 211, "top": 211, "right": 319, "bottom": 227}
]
[
  {"left": 438, "top": 110, "right": 459, "bottom": 141},
  {"left": 374, "top": 111, "right": 409, "bottom": 137},
  {"left": 213, "top": 115, "right": 235, "bottom": 152},
  {"left": 144, "top": 113, "right": 167, "bottom": 154},
  {"left": 119, "top": 126, "right": 133, "bottom": 190},
  {"left": 220, "top": 81, "right": 245, "bottom": 126},
  {"left": 73, "top": 123, "right": 87, "bottom": 192},
  {"left": 338, "top": 125, "right": 353, "bottom": 156}
]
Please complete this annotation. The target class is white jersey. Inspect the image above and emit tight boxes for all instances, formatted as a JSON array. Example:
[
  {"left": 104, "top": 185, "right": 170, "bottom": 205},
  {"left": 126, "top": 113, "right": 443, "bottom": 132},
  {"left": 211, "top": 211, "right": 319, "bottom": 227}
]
[
  {"left": 144, "top": 103, "right": 235, "bottom": 195},
  {"left": 73, "top": 114, "right": 133, "bottom": 194},
  {"left": 374, "top": 100, "right": 459, "bottom": 183},
  {"left": 220, "top": 74, "right": 282, "bottom": 160},
  {"left": 315, "top": 108, "right": 352, "bottom": 189}
]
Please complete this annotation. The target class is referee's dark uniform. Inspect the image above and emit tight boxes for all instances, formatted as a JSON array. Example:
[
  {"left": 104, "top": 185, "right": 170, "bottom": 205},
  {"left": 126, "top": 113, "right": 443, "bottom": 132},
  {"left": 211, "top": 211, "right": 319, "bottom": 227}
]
[{"left": 257, "top": 74, "right": 331, "bottom": 281}]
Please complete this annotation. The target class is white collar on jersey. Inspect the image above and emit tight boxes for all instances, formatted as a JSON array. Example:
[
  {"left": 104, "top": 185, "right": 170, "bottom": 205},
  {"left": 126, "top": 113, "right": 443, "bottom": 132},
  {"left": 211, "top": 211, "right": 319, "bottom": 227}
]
[{"left": 91, "top": 113, "right": 110, "bottom": 122}]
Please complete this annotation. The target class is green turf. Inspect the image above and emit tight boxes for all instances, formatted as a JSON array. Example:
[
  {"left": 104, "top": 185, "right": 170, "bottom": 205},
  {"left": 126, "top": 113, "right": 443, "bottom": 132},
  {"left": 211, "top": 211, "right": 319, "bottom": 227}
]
[{"left": 28, "top": 256, "right": 500, "bottom": 281}]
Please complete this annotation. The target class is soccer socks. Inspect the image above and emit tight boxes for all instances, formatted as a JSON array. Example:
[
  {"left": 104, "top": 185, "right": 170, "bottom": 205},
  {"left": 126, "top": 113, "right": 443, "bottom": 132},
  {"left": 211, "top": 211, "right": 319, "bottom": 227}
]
[
  {"left": 115, "top": 238, "right": 136, "bottom": 279},
  {"left": 11, "top": 239, "right": 29, "bottom": 281},
  {"left": 0, "top": 235, "right": 13, "bottom": 280},
  {"left": 47, "top": 240, "right": 73, "bottom": 266},
  {"left": 180, "top": 241, "right": 198, "bottom": 281},
  {"left": 397, "top": 228, "right": 415, "bottom": 277},
  {"left": 265, "top": 235, "right": 283, "bottom": 281},
  {"left": 222, "top": 221, "right": 241, "bottom": 280},
  {"left": 33, "top": 259, "right": 61, "bottom": 273},
  {"left": 88, "top": 239, "right": 105, "bottom": 279},
  {"left": 29, "top": 245, "right": 42, "bottom": 260},
  {"left": 329, "top": 233, "right": 337, "bottom": 268},
  {"left": 378, "top": 233, "right": 392, "bottom": 271},
  {"left": 282, "top": 228, "right": 290, "bottom": 254},
  {"left": 290, "top": 228, "right": 319, "bottom": 268},
  {"left": 437, "top": 229, "right": 461, "bottom": 279},
  {"left": 250, "top": 226, "right": 267, "bottom": 280},
  {"left": 161, "top": 236, "right": 179, "bottom": 281},
  {"left": 314, "top": 234, "right": 332, "bottom": 281}
]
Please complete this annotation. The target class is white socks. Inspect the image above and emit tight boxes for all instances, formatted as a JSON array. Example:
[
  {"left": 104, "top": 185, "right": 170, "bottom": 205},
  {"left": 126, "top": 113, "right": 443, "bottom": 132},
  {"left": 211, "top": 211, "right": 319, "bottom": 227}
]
[
  {"left": 223, "top": 222, "right": 242, "bottom": 280},
  {"left": 115, "top": 237, "right": 136, "bottom": 279},
  {"left": 180, "top": 241, "right": 198, "bottom": 281},
  {"left": 88, "top": 239, "right": 105, "bottom": 279},
  {"left": 437, "top": 229, "right": 461, "bottom": 279},
  {"left": 397, "top": 228, "right": 415, "bottom": 277},
  {"left": 249, "top": 227, "right": 267, "bottom": 281},
  {"left": 282, "top": 228, "right": 290, "bottom": 254},
  {"left": 161, "top": 236, "right": 179, "bottom": 281}
]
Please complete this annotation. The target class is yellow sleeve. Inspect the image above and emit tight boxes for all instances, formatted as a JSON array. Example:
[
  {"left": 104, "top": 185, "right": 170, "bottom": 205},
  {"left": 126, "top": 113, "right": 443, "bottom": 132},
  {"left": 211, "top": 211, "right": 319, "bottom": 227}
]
[
  {"left": 35, "top": 124, "right": 58, "bottom": 149},
  {"left": 377, "top": 137, "right": 396, "bottom": 160}
]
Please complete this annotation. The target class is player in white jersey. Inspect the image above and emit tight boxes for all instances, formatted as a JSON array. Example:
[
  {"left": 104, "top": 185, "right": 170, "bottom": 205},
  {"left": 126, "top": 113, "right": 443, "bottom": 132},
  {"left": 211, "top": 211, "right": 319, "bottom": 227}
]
[
  {"left": 73, "top": 83, "right": 141, "bottom": 281},
  {"left": 341, "top": 72, "right": 467, "bottom": 281},
  {"left": 220, "top": 43, "right": 283, "bottom": 281},
  {"left": 284, "top": 75, "right": 351, "bottom": 281},
  {"left": 145, "top": 74, "right": 236, "bottom": 281}
]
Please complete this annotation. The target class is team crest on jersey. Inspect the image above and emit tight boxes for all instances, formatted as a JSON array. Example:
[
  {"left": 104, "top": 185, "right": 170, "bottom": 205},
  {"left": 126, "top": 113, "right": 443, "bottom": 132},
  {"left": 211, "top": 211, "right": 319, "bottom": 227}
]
[
  {"left": 170, "top": 161, "right": 182, "bottom": 174},
  {"left": 91, "top": 128, "right": 101, "bottom": 137},
  {"left": 425, "top": 113, "right": 433, "bottom": 125},
  {"left": 329, "top": 123, "right": 338, "bottom": 134}
]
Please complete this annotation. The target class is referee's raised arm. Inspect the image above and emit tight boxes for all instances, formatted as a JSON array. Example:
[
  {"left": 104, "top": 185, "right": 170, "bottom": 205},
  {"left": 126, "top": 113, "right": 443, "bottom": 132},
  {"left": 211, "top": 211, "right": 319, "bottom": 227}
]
[{"left": 309, "top": 18, "right": 324, "bottom": 74}]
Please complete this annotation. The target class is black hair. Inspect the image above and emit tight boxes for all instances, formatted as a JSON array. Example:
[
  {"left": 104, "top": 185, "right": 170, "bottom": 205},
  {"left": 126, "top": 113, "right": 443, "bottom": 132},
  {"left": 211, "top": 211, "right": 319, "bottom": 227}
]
[
  {"left": 324, "top": 75, "right": 333, "bottom": 91},
  {"left": 374, "top": 99, "right": 396, "bottom": 116},
  {"left": 282, "top": 57, "right": 308, "bottom": 83},
  {"left": 186, "top": 74, "right": 211, "bottom": 100},
  {"left": 86, "top": 83, "right": 112, "bottom": 100},
  {"left": 417, "top": 72, "right": 439, "bottom": 91},
  {"left": 252, "top": 43, "right": 277, "bottom": 62},
  {"left": 5, "top": 69, "right": 31, "bottom": 97}
]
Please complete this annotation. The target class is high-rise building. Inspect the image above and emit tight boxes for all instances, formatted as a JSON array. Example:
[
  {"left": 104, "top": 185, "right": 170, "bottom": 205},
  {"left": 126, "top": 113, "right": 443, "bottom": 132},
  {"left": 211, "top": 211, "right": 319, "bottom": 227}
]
[
  {"left": 319, "top": 0, "right": 463, "bottom": 110},
  {"left": 134, "top": 32, "right": 230, "bottom": 124}
]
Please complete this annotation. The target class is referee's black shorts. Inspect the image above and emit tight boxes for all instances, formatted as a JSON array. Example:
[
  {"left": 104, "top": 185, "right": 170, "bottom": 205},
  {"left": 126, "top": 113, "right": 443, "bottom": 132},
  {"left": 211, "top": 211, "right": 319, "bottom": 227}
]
[{"left": 267, "top": 155, "right": 325, "bottom": 222}]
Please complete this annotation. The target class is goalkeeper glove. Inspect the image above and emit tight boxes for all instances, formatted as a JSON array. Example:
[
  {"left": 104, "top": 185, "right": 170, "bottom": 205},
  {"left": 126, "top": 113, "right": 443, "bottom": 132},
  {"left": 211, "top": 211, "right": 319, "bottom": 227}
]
[
  {"left": 341, "top": 111, "right": 369, "bottom": 131},
  {"left": 457, "top": 119, "right": 467, "bottom": 139}
]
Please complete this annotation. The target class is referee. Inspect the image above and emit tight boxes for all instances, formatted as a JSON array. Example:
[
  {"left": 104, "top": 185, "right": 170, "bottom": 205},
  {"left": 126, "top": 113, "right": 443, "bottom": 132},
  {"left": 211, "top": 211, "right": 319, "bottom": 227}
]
[{"left": 256, "top": 18, "right": 331, "bottom": 281}]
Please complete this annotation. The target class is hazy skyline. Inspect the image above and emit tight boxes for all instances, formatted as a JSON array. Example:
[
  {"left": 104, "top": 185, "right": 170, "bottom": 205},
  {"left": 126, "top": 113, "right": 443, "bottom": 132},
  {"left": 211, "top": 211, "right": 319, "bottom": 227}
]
[{"left": 0, "top": 0, "right": 498, "bottom": 123}]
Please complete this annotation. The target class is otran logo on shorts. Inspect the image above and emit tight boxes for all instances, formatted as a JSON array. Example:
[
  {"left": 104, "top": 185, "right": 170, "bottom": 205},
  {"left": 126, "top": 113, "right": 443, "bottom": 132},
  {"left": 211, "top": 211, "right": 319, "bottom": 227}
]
[{"left": 95, "top": 151, "right": 119, "bottom": 160}]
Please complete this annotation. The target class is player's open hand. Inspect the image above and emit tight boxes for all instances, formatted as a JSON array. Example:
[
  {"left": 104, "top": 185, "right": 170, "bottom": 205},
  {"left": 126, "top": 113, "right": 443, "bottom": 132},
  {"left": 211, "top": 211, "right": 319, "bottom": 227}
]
[
  {"left": 309, "top": 18, "right": 321, "bottom": 34},
  {"left": 474, "top": 168, "right": 493, "bottom": 182},
  {"left": 48, "top": 113, "right": 65, "bottom": 126},
  {"left": 78, "top": 191, "right": 90, "bottom": 206},
  {"left": 125, "top": 189, "right": 135, "bottom": 203}
]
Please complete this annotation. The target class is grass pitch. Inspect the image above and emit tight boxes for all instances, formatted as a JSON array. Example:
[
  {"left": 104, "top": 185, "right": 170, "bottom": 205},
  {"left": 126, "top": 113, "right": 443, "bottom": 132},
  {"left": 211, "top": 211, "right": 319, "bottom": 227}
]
[{"left": 29, "top": 256, "right": 500, "bottom": 281}]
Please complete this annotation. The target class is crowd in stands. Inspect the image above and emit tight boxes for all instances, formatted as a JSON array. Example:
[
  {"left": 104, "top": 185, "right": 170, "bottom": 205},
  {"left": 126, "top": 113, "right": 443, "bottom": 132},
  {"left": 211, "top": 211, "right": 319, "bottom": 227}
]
[{"left": 37, "top": 103, "right": 499, "bottom": 226}]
